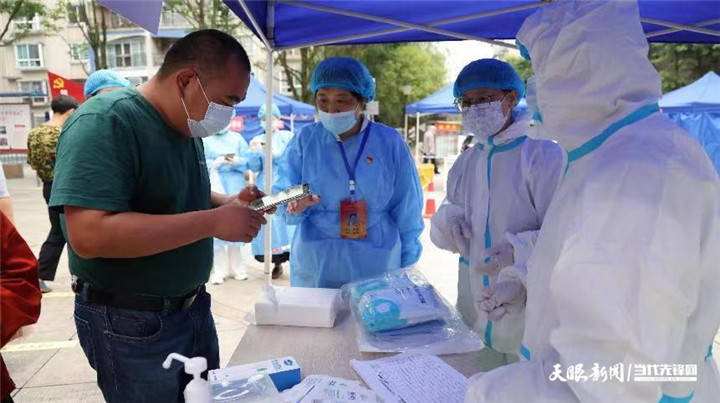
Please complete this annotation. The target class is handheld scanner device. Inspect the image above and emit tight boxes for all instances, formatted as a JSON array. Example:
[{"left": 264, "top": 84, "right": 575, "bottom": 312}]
[{"left": 249, "top": 184, "right": 311, "bottom": 212}]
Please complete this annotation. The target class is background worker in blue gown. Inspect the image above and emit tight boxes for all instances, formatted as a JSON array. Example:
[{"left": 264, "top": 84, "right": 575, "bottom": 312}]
[
  {"left": 248, "top": 103, "right": 295, "bottom": 279},
  {"left": 203, "top": 117, "right": 252, "bottom": 284}
]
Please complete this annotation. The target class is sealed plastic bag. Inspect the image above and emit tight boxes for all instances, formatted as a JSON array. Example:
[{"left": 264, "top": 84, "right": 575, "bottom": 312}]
[{"left": 343, "top": 269, "right": 483, "bottom": 355}]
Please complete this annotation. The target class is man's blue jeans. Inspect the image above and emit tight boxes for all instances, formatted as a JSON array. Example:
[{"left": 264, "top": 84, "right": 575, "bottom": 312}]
[{"left": 74, "top": 288, "right": 219, "bottom": 402}]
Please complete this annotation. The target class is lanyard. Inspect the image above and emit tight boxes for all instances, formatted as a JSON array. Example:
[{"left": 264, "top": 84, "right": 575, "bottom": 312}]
[{"left": 337, "top": 123, "right": 371, "bottom": 196}]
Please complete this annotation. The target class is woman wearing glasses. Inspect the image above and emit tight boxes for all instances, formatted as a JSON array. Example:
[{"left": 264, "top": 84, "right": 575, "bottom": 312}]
[{"left": 430, "top": 59, "right": 564, "bottom": 362}]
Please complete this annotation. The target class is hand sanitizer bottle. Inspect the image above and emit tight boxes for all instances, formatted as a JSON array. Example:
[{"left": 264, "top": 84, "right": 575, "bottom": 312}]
[{"left": 162, "top": 353, "right": 210, "bottom": 403}]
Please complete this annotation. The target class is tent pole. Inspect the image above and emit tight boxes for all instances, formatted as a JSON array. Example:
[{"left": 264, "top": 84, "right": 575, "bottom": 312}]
[
  {"left": 415, "top": 112, "right": 420, "bottom": 162},
  {"left": 640, "top": 17, "right": 720, "bottom": 37},
  {"left": 280, "top": 0, "right": 523, "bottom": 48},
  {"left": 237, "top": 0, "right": 272, "bottom": 48},
  {"left": 263, "top": 50, "right": 274, "bottom": 280},
  {"left": 646, "top": 18, "right": 720, "bottom": 38}
]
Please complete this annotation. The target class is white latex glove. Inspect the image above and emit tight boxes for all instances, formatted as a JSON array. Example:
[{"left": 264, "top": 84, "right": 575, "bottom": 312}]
[
  {"left": 212, "top": 156, "right": 228, "bottom": 169},
  {"left": 477, "top": 279, "right": 526, "bottom": 321},
  {"left": 473, "top": 242, "right": 514, "bottom": 275},
  {"left": 448, "top": 217, "right": 472, "bottom": 257}
]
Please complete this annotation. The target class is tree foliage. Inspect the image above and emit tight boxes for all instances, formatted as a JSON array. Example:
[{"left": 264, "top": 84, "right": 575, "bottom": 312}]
[
  {"left": 649, "top": 43, "right": 720, "bottom": 93},
  {"left": 164, "top": 0, "right": 244, "bottom": 33},
  {"left": 503, "top": 56, "right": 533, "bottom": 82},
  {"left": 277, "top": 43, "right": 447, "bottom": 127},
  {"left": 0, "top": 0, "right": 63, "bottom": 45}
]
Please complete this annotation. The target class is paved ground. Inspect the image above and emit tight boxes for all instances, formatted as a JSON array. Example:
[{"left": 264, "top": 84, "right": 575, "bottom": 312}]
[
  {"left": 3, "top": 166, "right": 457, "bottom": 402},
  {"left": 8, "top": 165, "right": 718, "bottom": 402}
]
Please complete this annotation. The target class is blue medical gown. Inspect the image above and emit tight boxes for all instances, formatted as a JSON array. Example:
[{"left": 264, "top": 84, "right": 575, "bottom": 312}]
[
  {"left": 203, "top": 130, "right": 250, "bottom": 248},
  {"left": 277, "top": 121, "right": 424, "bottom": 288},
  {"left": 248, "top": 130, "right": 296, "bottom": 256}
]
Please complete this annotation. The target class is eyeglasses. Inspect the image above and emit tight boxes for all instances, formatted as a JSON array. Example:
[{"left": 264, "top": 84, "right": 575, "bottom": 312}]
[{"left": 454, "top": 92, "right": 508, "bottom": 112}]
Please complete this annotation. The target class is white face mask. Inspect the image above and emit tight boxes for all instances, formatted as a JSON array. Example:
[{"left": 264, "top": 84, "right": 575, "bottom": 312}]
[
  {"left": 180, "top": 76, "right": 234, "bottom": 138},
  {"left": 461, "top": 100, "right": 508, "bottom": 141},
  {"left": 318, "top": 109, "right": 359, "bottom": 139}
]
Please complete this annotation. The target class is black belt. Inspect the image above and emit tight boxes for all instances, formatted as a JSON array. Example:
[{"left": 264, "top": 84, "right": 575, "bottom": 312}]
[{"left": 71, "top": 276, "right": 202, "bottom": 314}]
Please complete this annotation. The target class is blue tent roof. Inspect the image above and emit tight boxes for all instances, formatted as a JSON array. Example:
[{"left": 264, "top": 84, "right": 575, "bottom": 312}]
[
  {"left": 225, "top": 1, "right": 720, "bottom": 49},
  {"left": 234, "top": 75, "right": 315, "bottom": 117},
  {"left": 659, "top": 71, "right": 720, "bottom": 113},
  {"left": 405, "top": 84, "right": 455, "bottom": 115},
  {"left": 405, "top": 83, "right": 527, "bottom": 115},
  {"left": 659, "top": 71, "right": 720, "bottom": 173}
]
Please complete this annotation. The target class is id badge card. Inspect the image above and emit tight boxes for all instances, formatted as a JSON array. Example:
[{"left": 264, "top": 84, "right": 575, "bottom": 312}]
[{"left": 340, "top": 199, "right": 367, "bottom": 239}]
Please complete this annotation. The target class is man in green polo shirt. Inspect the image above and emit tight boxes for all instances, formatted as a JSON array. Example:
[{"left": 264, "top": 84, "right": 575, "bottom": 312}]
[{"left": 50, "top": 30, "right": 265, "bottom": 402}]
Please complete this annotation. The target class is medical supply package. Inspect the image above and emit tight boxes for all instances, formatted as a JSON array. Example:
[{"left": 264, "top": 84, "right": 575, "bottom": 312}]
[
  {"left": 280, "top": 375, "right": 381, "bottom": 402},
  {"left": 343, "top": 269, "right": 483, "bottom": 355},
  {"left": 208, "top": 372, "right": 281, "bottom": 402},
  {"left": 210, "top": 357, "right": 301, "bottom": 393}
]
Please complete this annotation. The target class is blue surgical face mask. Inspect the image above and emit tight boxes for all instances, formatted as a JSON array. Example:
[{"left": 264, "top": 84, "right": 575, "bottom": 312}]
[
  {"left": 180, "top": 76, "right": 234, "bottom": 138},
  {"left": 318, "top": 109, "right": 359, "bottom": 139}
]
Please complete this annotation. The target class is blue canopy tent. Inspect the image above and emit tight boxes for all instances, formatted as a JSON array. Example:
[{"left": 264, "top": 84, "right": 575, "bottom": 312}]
[
  {"left": 235, "top": 76, "right": 316, "bottom": 142},
  {"left": 405, "top": 84, "right": 456, "bottom": 116},
  {"left": 405, "top": 84, "right": 528, "bottom": 116},
  {"left": 660, "top": 71, "right": 720, "bottom": 173},
  {"left": 224, "top": 1, "right": 720, "bottom": 49},
  {"left": 104, "top": 0, "right": 720, "bottom": 275},
  {"left": 403, "top": 83, "right": 527, "bottom": 152}
]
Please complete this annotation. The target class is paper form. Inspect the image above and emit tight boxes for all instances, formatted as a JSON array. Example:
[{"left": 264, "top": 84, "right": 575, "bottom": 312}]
[{"left": 350, "top": 353, "right": 468, "bottom": 403}]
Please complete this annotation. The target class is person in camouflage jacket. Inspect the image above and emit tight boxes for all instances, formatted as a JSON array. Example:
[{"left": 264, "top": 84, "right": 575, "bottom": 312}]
[{"left": 26, "top": 95, "right": 78, "bottom": 292}]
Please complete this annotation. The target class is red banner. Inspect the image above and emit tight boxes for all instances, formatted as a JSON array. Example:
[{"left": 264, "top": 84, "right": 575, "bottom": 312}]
[{"left": 47, "top": 72, "right": 85, "bottom": 103}]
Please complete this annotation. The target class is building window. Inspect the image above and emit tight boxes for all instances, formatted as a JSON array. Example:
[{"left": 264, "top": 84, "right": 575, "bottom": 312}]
[
  {"left": 13, "top": 15, "right": 41, "bottom": 31},
  {"left": 70, "top": 43, "right": 89, "bottom": 63},
  {"left": 67, "top": 4, "right": 89, "bottom": 24},
  {"left": 107, "top": 38, "right": 146, "bottom": 68},
  {"left": 110, "top": 12, "right": 136, "bottom": 28},
  {"left": 18, "top": 80, "right": 47, "bottom": 104},
  {"left": 15, "top": 44, "right": 44, "bottom": 69}
]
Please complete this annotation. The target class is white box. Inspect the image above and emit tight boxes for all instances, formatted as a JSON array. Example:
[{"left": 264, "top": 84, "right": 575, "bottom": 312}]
[{"left": 254, "top": 286, "right": 342, "bottom": 328}]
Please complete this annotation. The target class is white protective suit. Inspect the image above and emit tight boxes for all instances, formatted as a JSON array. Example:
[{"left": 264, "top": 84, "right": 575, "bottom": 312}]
[
  {"left": 430, "top": 111, "right": 564, "bottom": 354},
  {"left": 466, "top": 1, "right": 720, "bottom": 402}
]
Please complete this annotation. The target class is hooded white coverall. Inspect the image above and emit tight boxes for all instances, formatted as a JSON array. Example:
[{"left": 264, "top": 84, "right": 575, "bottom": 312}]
[
  {"left": 466, "top": 1, "right": 720, "bottom": 402},
  {"left": 431, "top": 111, "right": 564, "bottom": 355}
]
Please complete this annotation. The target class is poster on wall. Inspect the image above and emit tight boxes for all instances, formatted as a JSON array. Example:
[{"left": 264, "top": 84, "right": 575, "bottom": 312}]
[{"left": 0, "top": 104, "right": 33, "bottom": 151}]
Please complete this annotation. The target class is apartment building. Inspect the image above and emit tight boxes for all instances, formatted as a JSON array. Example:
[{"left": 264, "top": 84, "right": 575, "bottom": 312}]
[{"left": 0, "top": 0, "right": 276, "bottom": 126}]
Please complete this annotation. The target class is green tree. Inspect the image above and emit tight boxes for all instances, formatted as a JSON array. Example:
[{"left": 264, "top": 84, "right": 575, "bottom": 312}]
[
  {"left": 277, "top": 47, "right": 324, "bottom": 103},
  {"left": 0, "top": 0, "right": 63, "bottom": 45},
  {"left": 56, "top": 0, "right": 111, "bottom": 70},
  {"left": 649, "top": 43, "right": 720, "bottom": 93},
  {"left": 164, "top": 0, "right": 244, "bottom": 33},
  {"left": 503, "top": 55, "right": 533, "bottom": 82},
  {"left": 361, "top": 43, "right": 447, "bottom": 127},
  {"left": 280, "top": 43, "right": 447, "bottom": 127}
]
